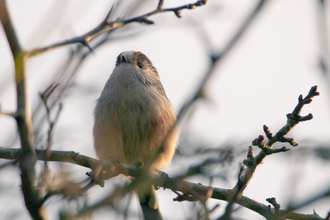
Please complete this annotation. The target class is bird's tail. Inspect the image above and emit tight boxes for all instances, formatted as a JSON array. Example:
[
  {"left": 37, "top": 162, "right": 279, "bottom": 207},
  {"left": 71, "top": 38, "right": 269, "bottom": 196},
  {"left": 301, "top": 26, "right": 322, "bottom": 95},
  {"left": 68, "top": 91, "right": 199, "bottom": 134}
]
[{"left": 137, "top": 185, "right": 163, "bottom": 220}]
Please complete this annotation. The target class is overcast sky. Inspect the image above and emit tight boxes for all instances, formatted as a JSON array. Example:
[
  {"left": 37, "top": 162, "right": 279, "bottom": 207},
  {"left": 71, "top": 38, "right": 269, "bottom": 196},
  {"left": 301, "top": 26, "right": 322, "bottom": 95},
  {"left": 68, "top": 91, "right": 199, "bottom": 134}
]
[{"left": 0, "top": 0, "right": 330, "bottom": 219}]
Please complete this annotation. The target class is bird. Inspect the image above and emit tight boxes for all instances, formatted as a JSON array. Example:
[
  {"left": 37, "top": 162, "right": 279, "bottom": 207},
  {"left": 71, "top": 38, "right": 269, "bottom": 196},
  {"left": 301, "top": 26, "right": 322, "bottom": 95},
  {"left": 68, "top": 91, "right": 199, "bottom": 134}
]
[{"left": 93, "top": 50, "right": 178, "bottom": 220}]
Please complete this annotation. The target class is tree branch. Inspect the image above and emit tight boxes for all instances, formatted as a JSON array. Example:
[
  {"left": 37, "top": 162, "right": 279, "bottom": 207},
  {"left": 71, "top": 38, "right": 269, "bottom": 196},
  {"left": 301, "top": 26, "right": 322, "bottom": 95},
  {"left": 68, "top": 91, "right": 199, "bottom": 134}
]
[
  {"left": 0, "top": 147, "right": 323, "bottom": 220},
  {"left": 26, "top": 0, "right": 207, "bottom": 58},
  {"left": 231, "top": 86, "right": 319, "bottom": 205},
  {"left": 177, "top": 0, "right": 267, "bottom": 120},
  {"left": 0, "top": 0, "right": 42, "bottom": 219}
]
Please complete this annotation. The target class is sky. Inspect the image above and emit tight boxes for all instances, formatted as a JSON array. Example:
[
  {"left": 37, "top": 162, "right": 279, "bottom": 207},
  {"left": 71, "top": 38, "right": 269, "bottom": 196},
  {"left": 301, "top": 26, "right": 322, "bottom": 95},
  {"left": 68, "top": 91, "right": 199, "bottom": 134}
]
[{"left": 0, "top": 0, "right": 330, "bottom": 219}]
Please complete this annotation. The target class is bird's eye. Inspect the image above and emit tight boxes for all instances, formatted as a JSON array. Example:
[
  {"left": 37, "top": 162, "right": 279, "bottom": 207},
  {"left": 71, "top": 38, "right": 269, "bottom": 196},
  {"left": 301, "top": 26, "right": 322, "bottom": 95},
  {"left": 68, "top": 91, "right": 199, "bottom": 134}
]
[{"left": 137, "top": 63, "right": 144, "bottom": 69}]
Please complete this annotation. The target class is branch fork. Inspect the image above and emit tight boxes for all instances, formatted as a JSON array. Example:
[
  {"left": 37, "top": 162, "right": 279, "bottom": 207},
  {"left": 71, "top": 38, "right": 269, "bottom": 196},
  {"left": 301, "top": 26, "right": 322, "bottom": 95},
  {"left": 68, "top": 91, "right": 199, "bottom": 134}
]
[{"left": 232, "top": 85, "right": 320, "bottom": 204}]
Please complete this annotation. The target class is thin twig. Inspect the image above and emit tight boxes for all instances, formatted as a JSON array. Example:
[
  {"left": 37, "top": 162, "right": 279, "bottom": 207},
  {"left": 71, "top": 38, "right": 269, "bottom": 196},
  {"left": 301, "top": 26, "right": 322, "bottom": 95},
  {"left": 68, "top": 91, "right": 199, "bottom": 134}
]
[
  {"left": 0, "top": 110, "right": 15, "bottom": 117},
  {"left": 231, "top": 86, "right": 319, "bottom": 201},
  {"left": 26, "top": 0, "right": 207, "bottom": 58}
]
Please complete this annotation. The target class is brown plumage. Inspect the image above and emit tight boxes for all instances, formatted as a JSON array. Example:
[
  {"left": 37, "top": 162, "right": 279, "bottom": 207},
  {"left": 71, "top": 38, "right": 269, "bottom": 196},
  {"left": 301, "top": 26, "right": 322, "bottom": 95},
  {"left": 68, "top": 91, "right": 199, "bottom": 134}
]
[
  {"left": 93, "top": 51, "right": 178, "bottom": 168},
  {"left": 93, "top": 51, "right": 178, "bottom": 220}
]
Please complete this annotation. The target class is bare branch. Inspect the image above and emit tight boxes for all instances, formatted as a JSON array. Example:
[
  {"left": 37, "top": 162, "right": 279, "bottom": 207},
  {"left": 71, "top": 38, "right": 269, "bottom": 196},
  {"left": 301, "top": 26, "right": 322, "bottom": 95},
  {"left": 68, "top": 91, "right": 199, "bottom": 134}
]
[
  {"left": 0, "top": 110, "right": 15, "bottom": 117},
  {"left": 266, "top": 197, "right": 283, "bottom": 220},
  {"left": 218, "top": 166, "right": 246, "bottom": 220},
  {"left": 177, "top": 0, "right": 267, "bottom": 120},
  {"left": 231, "top": 86, "right": 319, "bottom": 204},
  {"left": 0, "top": 147, "right": 324, "bottom": 220},
  {"left": 282, "top": 188, "right": 330, "bottom": 219},
  {"left": 0, "top": 0, "right": 42, "bottom": 219},
  {"left": 26, "top": 0, "right": 207, "bottom": 58},
  {"left": 267, "top": 85, "right": 320, "bottom": 147}
]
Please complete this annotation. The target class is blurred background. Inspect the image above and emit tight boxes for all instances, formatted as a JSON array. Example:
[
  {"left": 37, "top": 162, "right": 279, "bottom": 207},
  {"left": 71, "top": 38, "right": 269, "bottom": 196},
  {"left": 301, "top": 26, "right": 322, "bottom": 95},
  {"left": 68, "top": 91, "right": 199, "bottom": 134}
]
[{"left": 0, "top": 0, "right": 330, "bottom": 219}]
